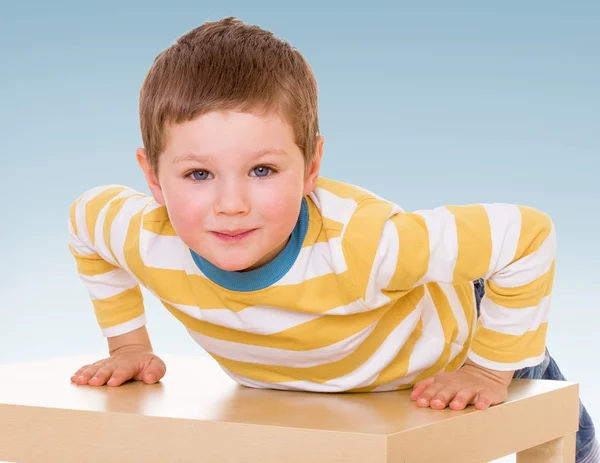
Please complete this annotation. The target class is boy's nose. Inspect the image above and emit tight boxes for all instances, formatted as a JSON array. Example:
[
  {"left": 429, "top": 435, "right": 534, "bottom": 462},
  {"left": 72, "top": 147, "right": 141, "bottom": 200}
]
[{"left": 213, "top": 185, "right": 250, "bottom": 216}]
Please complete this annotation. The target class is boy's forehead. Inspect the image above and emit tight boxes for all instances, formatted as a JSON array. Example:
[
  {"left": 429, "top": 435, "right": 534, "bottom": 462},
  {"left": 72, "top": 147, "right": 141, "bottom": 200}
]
[{"left": 163, "top": 110, "right": 297, "bottom": 157}]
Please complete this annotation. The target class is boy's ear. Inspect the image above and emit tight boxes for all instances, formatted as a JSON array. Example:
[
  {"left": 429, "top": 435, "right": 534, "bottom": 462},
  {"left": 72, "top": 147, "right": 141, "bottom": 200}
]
[
  {"left": 303, "top": 135, "right": 324, "bottom": 196},
  {"left": 136, "top": 148, "right": 166, "bottom": 206}
]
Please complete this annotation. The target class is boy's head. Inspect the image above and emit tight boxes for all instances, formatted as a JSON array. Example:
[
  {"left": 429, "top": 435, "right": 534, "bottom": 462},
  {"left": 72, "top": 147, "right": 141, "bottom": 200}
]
[{"left": 135, "top": 17, "right": 324, "bottom": 272}]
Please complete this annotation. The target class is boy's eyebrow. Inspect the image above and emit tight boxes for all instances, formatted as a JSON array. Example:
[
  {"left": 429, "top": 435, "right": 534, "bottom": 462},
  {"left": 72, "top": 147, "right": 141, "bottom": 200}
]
[
  {"left": 253, "top": 148, "right": 288, "bottom": 157},
  {"left": 173, "top": 152, "right": 211, "bottom": 163},
  {"left": 173, "top": 148, "right": 288, "bottom": 163}
]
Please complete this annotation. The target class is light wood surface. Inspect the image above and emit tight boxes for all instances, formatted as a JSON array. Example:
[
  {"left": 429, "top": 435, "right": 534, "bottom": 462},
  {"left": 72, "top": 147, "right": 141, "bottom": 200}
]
[{"left": 0, "top": 354, "right": 579, "bottom": 462}]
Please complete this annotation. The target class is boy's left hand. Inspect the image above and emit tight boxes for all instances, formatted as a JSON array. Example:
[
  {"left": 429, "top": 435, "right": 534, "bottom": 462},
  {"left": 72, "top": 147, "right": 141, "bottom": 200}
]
[{"left": 410, "top": 359, "right": 514, "bottom": 411}]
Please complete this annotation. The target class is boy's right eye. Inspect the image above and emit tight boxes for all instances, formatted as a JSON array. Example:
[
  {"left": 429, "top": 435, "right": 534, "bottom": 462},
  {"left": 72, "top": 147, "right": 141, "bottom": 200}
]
[{"left": 189, "top": 170, "right": 213, "bottom": 181}]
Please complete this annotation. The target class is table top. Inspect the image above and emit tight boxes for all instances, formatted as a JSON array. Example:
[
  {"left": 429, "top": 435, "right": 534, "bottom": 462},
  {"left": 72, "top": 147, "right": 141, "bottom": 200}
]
[{"left": 0, "top": 353, "right": 577, "bottom": 436}]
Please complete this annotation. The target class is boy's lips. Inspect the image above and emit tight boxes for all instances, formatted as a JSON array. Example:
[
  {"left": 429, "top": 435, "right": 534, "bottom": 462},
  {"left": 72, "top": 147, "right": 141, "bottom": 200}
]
[{"left": 210, "top": 228, "right": 257, "bottom": 242}]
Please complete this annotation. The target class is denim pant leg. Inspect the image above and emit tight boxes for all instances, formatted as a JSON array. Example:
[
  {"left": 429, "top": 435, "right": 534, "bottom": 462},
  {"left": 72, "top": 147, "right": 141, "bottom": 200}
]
[{"left": 473, "top": 279, "right": 599, "bottom": 463}]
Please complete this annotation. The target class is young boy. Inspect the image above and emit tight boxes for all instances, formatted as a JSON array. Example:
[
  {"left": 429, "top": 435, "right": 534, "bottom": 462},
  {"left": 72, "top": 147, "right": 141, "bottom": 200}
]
[{"left": 68, "top": 17, "right": 598, "bottom": 462}]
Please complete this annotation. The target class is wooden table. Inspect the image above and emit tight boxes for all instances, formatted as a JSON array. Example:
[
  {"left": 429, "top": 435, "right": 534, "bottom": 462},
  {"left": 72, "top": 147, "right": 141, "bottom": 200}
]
[{"left": 0, "top": 354, "right": 579, "bottom": 462}]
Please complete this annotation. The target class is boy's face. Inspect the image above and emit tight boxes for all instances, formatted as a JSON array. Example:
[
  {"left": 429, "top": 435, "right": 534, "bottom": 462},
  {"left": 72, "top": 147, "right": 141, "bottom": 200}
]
[{"left": 137, "top": 110, "right": 323, "bottom": 272}]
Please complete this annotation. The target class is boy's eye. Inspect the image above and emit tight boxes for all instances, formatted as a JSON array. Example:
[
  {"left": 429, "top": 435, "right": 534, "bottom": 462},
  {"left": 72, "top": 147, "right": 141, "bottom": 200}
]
[
  {"left": 251, "top": 166, "right": 272, "bottom": 177},
  {"left": 190, "top": 170, "right": 213, "bottom": 181}
]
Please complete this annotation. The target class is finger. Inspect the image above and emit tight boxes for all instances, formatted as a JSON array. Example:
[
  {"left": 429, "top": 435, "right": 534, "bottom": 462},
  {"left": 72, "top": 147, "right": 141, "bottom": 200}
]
[
  {"left": 88, "top": 365, "right": 116, "bottom": 386},
  {"left": 410, "top": 378, "right": 435, "bottom": 401},
  {"left": 474, "top": 389, "right": 496, "bottom": 410},
  {"left": 430, "top": 383, "right": 463, "bottom": 410},
  {"left": 75, "top": 365, "right": 101, "bottom": 385},
  {"left": 416, "top": 382, "right": 445, "bottom": 408},
  {"left": 449, "top": 387, "right": 479, "bottom": 410},
  {"left": 70, "top": 364, "right": 91, "bottom": 382},
  {"left": 107, "top": 365, "right": 135, "bottom": 387},
  {"left": 142, "top": 356, "right": 167, "bottom": 384}
]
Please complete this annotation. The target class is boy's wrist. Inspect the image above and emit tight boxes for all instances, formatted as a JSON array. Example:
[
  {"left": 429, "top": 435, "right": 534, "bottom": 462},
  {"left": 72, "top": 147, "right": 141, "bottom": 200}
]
[
  {"left": 109, "top": 343, "right": 153, "bottom": 357},
  {"left": 462, "top": 358, "right": 514, "bottom": 387},
  {"left": 107, "top": 326, "right": 153, "bottom": 357}
]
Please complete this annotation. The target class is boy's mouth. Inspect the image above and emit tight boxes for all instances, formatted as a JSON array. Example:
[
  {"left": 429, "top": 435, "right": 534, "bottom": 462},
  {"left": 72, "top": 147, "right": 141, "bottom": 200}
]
[{"left": 210, "top": 228, "right": 257, "bottom": 243}]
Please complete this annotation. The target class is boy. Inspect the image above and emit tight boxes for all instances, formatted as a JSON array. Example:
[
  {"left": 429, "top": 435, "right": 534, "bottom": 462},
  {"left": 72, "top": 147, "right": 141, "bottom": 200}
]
[{"left": 68, "top": 17, "right": 598, "bottom": 462}]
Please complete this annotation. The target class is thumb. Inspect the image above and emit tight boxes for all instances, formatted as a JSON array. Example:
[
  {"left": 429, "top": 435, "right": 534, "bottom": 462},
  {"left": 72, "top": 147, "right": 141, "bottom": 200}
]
[
  {"left": 474, "top": 388, "right": 503, "bottom": 410},
  {"left": 142, "top": 355, "right": 167, "bottom": 384},
  {"left": 410, "top": 377, "right": 435, "bottom": 400}
]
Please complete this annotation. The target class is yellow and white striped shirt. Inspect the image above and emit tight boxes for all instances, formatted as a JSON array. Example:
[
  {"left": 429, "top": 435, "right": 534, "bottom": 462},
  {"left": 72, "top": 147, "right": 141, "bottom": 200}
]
[{"left": 68, "top": 177, "right": 555, "bottom": 392}]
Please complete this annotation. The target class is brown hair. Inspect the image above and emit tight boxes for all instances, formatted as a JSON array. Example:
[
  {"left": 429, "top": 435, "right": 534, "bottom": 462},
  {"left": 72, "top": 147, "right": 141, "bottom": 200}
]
[{"left": 139, "top": 17, "right": 320, "bottom": 172}]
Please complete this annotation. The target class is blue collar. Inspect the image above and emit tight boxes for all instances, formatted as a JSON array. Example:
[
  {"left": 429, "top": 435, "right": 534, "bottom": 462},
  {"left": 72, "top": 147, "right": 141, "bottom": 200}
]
[{"left": 189, "top": 198, "right": 309, "bottom": 292}]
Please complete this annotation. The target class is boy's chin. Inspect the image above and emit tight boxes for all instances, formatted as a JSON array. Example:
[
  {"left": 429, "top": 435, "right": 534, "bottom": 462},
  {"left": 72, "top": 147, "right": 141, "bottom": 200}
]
[
  {"left": 207, "top": 254, "right": 264, "bottom": 272},
  {"left": 217, "top": 262, "right": 255, "bottom": 272}
]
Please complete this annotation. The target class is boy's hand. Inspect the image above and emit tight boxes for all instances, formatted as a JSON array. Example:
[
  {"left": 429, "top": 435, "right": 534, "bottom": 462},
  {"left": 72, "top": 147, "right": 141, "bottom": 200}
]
[
  {"left": 410, "top": 359, "right": 514, "bottom": 411},
  {"left": 70, "top": 347, "right": 166, "bottom": 387}
]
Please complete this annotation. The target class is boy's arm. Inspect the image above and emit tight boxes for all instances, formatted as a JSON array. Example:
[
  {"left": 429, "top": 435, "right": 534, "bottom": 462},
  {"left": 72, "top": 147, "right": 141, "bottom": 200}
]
[
  {"left": 343, "top": 200, "right": 556, "bottom": 372},
  {"left": 68, "top": 185, "right": 152, "bottom": 338},
  {"left": 68, "top": 186, "right": 169, "bottom": 386}
]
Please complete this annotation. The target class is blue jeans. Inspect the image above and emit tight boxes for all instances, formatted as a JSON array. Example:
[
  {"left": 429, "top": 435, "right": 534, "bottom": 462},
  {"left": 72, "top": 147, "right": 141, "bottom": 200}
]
[{"left": 473, "top": 279, "right": 598, "bottom": 462}]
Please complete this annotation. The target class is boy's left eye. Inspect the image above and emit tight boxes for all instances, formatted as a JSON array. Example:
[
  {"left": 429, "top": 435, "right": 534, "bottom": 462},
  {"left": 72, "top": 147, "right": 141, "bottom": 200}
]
[{"left": 251, "top": 166, "right": 272, "bottom": 177}]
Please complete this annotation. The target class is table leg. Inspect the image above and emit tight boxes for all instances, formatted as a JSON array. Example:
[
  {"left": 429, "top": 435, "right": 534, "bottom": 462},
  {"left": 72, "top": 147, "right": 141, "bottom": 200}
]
[{"left": 516, "top": 433, "right": 576, "bottom": 462}]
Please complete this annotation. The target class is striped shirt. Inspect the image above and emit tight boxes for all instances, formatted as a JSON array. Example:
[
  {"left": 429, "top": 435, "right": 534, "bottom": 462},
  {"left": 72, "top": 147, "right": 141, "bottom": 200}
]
[{"left": 68, "top": 177, "right": 555, "bottom": 392}]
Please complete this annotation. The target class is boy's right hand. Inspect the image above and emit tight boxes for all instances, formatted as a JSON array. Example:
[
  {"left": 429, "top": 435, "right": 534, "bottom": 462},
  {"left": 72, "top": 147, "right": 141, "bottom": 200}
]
[{"left": 70, "top": 349, "right": 166, "bottom": 387}]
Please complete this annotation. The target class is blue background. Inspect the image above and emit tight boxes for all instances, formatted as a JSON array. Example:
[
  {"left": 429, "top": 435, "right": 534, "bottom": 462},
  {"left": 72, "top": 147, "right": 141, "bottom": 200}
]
[{"left": 1, "top": 2, "right": 598, "bottom": 459}]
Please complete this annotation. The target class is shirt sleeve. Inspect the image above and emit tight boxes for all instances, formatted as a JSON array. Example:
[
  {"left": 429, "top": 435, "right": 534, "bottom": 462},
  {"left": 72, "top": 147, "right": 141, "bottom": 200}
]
[
  {"left": 342, "top": 198, "right": 556, "bottom": 371},
  {"left": 68, "top": 185, "right": 152, "bottom": 338}
]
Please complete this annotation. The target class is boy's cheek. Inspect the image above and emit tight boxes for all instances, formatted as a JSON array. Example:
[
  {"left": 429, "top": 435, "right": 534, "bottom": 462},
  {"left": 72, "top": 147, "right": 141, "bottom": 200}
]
[
  {"left": 165, "top": 199, "right": 211, "bottom": 243},
  {"left": 167, "top": 189, "right": 210, "bottom": 218},
  {"left": 260, "top": 197, "right": 301, "bottom": 227}
]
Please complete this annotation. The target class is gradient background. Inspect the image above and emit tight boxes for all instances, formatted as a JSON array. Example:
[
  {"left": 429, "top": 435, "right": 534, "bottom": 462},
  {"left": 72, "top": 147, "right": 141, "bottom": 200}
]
[{"left": 1, "top": 2, "right": 598, "bottom": 461}]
